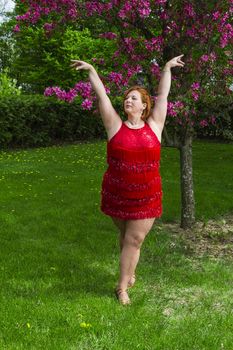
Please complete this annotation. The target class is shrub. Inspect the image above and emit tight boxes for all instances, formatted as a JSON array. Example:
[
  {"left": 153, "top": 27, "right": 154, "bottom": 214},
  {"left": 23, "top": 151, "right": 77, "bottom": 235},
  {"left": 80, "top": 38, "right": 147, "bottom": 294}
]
[
  {"left": 0, "top": 95, "right": 106, "bottom": 148},
  {"left": 0, "top": 70, "right": 21, "bottom": 97}
]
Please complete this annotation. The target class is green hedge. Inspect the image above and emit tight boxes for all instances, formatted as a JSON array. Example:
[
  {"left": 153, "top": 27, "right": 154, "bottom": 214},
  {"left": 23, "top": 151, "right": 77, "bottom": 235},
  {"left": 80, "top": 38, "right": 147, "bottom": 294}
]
[
  {"left": 0, "top": 95, "right": 232, "bottom": 149},
  {"left": 0, "top": 95, "right": 106, "bottom": 148}
]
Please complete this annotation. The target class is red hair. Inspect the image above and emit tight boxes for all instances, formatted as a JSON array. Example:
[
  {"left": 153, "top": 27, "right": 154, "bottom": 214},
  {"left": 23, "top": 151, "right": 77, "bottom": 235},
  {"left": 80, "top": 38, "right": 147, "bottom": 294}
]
[{"left": 123, "top": 85, "right": 153, "bottom": 120}]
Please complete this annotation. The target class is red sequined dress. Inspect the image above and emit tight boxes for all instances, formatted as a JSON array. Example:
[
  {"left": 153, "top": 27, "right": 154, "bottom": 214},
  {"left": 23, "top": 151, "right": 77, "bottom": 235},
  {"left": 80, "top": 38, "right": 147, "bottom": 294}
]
[{"left": 101, "top": 121, "right": 162, "bottom": 220}]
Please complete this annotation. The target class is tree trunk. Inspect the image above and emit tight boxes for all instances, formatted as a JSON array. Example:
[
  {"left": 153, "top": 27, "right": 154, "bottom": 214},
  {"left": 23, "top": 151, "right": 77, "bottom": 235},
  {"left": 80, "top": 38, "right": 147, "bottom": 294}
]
[{"left": 179, "top": 134, "right": 195, "bottom": 229}]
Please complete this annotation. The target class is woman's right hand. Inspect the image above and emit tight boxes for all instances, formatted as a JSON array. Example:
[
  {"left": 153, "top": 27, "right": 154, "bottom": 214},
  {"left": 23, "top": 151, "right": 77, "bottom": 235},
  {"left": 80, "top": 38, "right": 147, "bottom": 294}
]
[
  {"left": 70, "top": 60, "right": 94, "bottom": 72},
  {"left": 70, "top": 61, "right": 122, "bottom": 139}
]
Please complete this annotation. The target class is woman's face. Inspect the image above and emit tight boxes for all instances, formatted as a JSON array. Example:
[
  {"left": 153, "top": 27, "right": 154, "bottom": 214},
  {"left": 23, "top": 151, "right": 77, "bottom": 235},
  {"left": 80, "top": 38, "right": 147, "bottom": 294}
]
[{"left": 124, "top": 90, "right": 146, "bottom": 116}]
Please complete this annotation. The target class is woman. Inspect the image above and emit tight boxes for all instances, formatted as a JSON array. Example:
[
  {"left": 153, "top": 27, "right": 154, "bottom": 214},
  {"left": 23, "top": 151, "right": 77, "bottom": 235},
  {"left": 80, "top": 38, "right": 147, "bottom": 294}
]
[{"left": 71, "top": 55, "right": 185, "bottom": 305}]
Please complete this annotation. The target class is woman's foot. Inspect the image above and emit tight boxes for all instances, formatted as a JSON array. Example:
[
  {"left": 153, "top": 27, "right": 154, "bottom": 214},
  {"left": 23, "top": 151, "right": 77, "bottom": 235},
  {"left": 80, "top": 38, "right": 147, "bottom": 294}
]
[
  {"left": 115, "top": 287, "right": 131, "bottom": 305},
  {"left": 128, "top": 274, "right": 136, "bottom": 288}
]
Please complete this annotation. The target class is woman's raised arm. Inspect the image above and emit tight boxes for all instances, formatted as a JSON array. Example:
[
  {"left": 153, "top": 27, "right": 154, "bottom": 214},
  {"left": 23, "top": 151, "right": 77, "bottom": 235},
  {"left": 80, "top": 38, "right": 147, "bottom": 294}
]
[
  {"left": 71, "top": 60, "right": 121, "bottom": 139},
  {"left": 149, "top": 55, "right": 185, "bottom": 133}
]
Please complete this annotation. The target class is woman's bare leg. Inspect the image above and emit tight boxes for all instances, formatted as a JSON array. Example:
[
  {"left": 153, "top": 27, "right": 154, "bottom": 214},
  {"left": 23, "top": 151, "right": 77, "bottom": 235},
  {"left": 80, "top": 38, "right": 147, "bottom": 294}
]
[
  {"left": 111, "top": 217, "right": 126, "bottom": 251},
  {"left": 117, "top": 218, "right": 155, "bottom": 292},
  {"left": 111, "top": 217, "right": 134, "bottom": 289}
]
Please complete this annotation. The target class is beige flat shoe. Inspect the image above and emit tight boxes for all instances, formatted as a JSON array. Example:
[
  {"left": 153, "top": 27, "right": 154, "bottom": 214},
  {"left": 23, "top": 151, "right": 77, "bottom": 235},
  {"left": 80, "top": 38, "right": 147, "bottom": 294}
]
[
  {"left": 115, "top": 287, "right": 131, "bottom": 305},
  {"left": 128, "top": 274, "right": 136, "bottom": 288}
]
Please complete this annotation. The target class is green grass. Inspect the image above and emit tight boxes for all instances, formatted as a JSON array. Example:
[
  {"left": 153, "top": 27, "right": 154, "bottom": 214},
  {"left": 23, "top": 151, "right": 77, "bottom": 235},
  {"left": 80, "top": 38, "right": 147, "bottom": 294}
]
[{"left": 0, "top": 140, "right": 233, "bottom": 350}]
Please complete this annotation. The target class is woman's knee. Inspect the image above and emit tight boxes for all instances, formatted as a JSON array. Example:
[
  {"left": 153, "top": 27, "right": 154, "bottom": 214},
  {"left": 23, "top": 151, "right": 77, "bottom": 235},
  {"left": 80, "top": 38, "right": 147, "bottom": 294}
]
[{"left": 124, "top": 229, "right": 146, "bottom": 249}]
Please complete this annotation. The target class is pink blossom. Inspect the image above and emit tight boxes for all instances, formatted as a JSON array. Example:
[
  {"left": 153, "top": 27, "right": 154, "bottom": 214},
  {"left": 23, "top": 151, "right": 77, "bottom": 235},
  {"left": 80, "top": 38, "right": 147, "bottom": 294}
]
[
  {"left": 144, "top": 36, "right": 164, "bottom": 52},
  {"left": 167, "top": 100, "right": 185, "bottom": 118},
  {"left": 123, "top": 37, "right": 135, "bottom": 53},
  {"left": 44, "top": 86, "right": 67, "bottom": 101},
  {"left": 108, "top": 72, "right": 123, "bottom": 86},
  {"left": 55, "top": 89, "right": 67, "bottom": 101},
  {"left": 191, "top": 108, "right": 197, "bottom": 115},
  {"left": 223, "top": 68, "right": 231, "bottom": 75},
  {"left": 65, "top": 88, "right": 77, "bottom": 103},
  {"left": 44, "top": 8, "right": 51, "bottom": 15},
  {"left": 167, "top": 102, "right": 177, "bottom": 117},
  {"left": 16, "top": 0, "right": 78, "bottom": 25},
  {"left": 192, "top": 92, "right": 199, "bottom": 101},
  {"left": 200, "top": 119, "right": 208, "bottom": 127},
  {"left": 220, "top": 23, "right": 233, "bottom": 48},
  {"left": 118, "top": 2, "right": 132, "bottom": 19},
  {"left": 81, "top": 98, "right": 93, "bottom": 110},
  {"left": 210, "top": 116, "right": 216, "bottom": 125},
  {"left": 99, "top": 32, "right": 117, "bottom": 40},
  {"left": 99, "top": 58, "right": 105, "bottom": 65},
  {"left": 184, "top": 4, "right": 196, "bottom": 18},
  {"left": 121, "top": 78, "right": 129, "bottom": 86},
  {"left": 159, "top": 12, "right": 169, "bottom": 20},
  {"left": 165, "top": 21, "right": 179, "bottom": 36},
  {"left": 68, "top": 7, "right": 78, "bottom": 19},
  {"left": 186, "top": 28, "right": 197, "bottom": 38},
  {"left": 44, "top": 87, "right": 54, "bottom": 97},
  {"left": 118, "top": 0, "right": 151, "bottom": 20},
  {"left": 122, "top": 62, "right": 130, "bottom": 70},
  {"left": 126, "top": 65, "right": 142, "bottom": 79},
  {"left": 122, "top": 22, "right": 129, "bottom": 28},
  {"left": 174, "top": 101, "right": 185, "bottom": 109},
  {"left": 212, "top": 11, "right": 220, "bottom": 20},
  {"left": 85, "top": 1, "right": 104, "bottom": 16},
  {"left": 138, "top": 1, "right": 151, "bottom": 18},
  {"left": 74, "top": 82, "right": 92, "bottom": 98},
  {"left": 220, "top": 35, "right": 228, "bottom": 48},
  {"left": 104, "top": 86, "right": 111, "bottom": 94},
  {"left": 91, "top": 58, "right": 105, "bottom": 65},
  {"left": 151, "top": 63, "right": 161, "bottom": 78},
  {"left": 44, "top": 83, "right": 90, "bottom": 104},
  {"left": 43, "top": 23, "right": 55, "bottom": 32},
  {"left": 155, "top": 0, "right": 167, "bottom": 4},
  {"left": 200, "top": 54, "right": 209, "bottom": 62},
  {"left": 113, "top": 50, "right": 120, "bottom": 58},
  {"left": 16, "top": 12, "right": 31, "bottom": 22},
  {"left": 138, "top": 8, "right": 151, "bottom": 17},
  {"left": 210, "top": 52, "right": 217, "bottom": 61},
  {"left": 191, "top": 82, "right": 200, "bottom": 90},
  {"left": 13, "top": 24, "right": 20, "bottom": 32}
]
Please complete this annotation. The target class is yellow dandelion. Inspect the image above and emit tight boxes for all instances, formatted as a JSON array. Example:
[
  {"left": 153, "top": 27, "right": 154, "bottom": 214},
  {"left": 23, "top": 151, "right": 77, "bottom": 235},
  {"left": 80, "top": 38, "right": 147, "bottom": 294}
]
[{"left": 80, "top": 322, "right": 92, "bottom": 329}]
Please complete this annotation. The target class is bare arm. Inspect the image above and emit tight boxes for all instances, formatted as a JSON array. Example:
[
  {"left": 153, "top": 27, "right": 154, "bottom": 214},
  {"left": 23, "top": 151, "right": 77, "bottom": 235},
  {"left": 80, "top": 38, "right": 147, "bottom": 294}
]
[
  {"left": 71, "top": 60, "right": 121, "bottom": 136},
  {"left": 149, "top": 55, "right": 185, "bottom": 132}
]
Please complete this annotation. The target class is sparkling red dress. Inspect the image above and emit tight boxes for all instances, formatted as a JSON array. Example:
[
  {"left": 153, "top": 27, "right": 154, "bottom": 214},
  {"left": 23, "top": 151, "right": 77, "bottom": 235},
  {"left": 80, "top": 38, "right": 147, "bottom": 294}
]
[{"left": 101, "top": 121, "right": 162, "bottom": 220}]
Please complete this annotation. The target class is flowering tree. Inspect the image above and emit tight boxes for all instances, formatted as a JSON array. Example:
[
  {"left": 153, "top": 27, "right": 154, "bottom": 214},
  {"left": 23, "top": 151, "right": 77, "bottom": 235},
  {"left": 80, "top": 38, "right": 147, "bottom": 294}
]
[{"left": 14, "top": 0, "right": 233, "bottom": 228}]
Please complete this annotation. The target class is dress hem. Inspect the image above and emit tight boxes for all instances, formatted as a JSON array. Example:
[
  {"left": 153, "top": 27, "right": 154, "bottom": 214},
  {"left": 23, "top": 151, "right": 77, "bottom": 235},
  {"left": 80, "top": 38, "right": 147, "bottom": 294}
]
[{"left": 101, "top": 208, "right": 162, "bottom": 221}]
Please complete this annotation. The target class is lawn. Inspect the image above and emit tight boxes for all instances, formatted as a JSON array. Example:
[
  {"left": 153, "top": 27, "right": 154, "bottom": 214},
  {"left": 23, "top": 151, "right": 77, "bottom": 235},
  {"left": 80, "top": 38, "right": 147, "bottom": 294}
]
[{"left": 0, "top": 140, "right": 233, "bottom": 350}]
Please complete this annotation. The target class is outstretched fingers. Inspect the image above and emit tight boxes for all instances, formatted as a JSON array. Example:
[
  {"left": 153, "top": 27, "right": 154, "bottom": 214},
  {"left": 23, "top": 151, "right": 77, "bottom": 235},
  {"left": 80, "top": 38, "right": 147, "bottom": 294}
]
[
  {"left": 70, "top": 60, "right": 92, "bottom": 71},
  {"left": 70, "top": 60, "right": 82, "bottom": 69},
  {"left": 175, "top": 54, "right": 185, "bottom": 66}
]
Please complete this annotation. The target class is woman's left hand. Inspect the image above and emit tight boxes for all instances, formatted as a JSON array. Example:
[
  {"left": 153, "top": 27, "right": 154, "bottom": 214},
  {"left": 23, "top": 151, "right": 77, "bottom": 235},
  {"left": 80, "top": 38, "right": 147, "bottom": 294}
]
[{"left": 165, "top": 54, "right": 185, "bottom": 69}]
